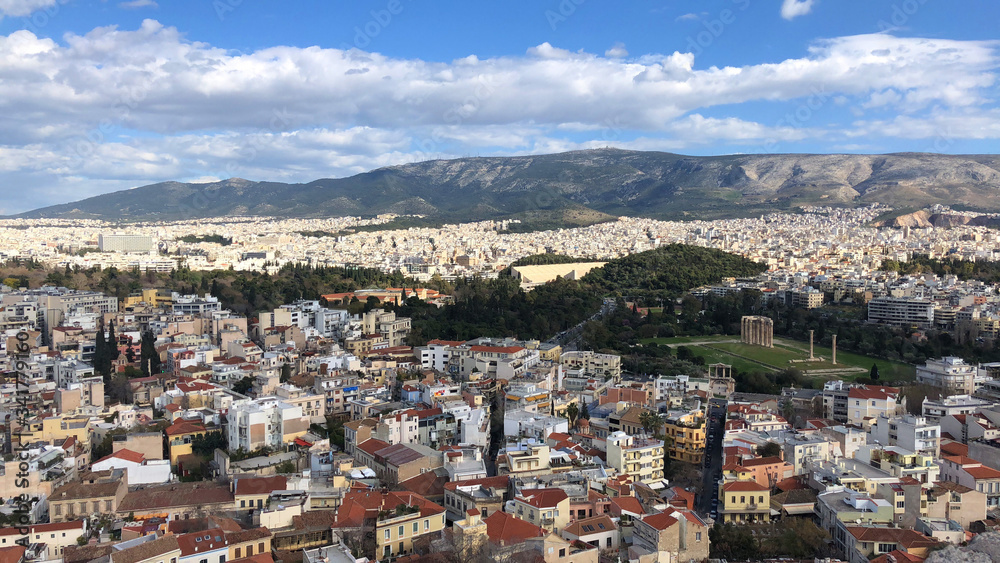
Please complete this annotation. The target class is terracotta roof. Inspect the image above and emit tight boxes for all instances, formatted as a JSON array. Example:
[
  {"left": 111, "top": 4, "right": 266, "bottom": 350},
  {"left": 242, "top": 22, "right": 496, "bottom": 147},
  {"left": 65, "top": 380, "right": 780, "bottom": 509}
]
[
  {"left": 469, "top": 345, "right": 524, "bottom": 354},
  {"left": 483, "top": 511, "right": 545, "bottom": 545},
  {"left": 563, "top": 515, "right": 616, "bottom": 537},
  {"left": 940, "top": 441, "right": 969, "bottom": 457},
  {"left": 845, "top": 527, "right": 938, "bottom": 550},
  {"left": 742, "top": 456, "right": 784, "bottom": 467},
  {"left": 609, "top": 496, "right": 645, "bottom": 516},
  {"left": 119, "top": 482, "right": 234, "bottom": 512},
  {"left": 164, "top": 419, "right": 206, "bottom": 436},
  {"left": 225, "top": 528, "right": 273, "bottom": 545},
  {"left": 63, "top": 544, "right": 114, "bottom": 563},
  {"left": 112, "top": 535, "right": 180, "bottom": 563},
  {"left": 872, "top": 549, "right": 925, "bottom": 563},
  {"left": 517, "top": 488, "right": 569, "bottom": 509},
  {"left": 356, "top": 438, "right": 391, "bottom": 457},
  {"left": 399, "top": 470, "right": 448, "bottom": 498},
  {"left": 722, "top": 480, "right": 769, "bottom": 492},
  {"left": 177, "top": 529, "right": 229, "bottom": 557},
  {"left": 235, "top": 476, "right": 287, "bottom": 496},
  {"left": 640, "top": 511, "right": 679, "bottom": 531},
  {"left": 0, "top": 546, "right": 26, "bottom": 563},
  {"left": 95, "top": 448, "right": 146, "bottom": 465},
  {"left": 965, "top": 466, "right": 1000, "bottom": 480}
]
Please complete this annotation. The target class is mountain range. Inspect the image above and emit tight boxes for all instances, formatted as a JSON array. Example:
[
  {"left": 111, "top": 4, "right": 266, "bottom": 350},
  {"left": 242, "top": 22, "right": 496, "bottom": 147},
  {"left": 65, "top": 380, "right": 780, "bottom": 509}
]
[{"left": 16, "top": 149, "right": 1000, "bottom": 226}]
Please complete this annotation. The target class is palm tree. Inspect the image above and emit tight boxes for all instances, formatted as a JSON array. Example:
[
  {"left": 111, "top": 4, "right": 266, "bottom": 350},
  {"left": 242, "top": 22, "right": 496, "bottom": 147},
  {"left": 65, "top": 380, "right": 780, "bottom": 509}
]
[{"left": 639, "top": 410, "right": 664, "bottom": 437}]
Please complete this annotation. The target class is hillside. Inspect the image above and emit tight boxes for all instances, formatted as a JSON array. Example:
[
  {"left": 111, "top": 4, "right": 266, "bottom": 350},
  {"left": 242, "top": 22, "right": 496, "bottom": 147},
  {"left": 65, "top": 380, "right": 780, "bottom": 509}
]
[{"left": 16, "top": 149, "right": 1000, "bottom": 223}]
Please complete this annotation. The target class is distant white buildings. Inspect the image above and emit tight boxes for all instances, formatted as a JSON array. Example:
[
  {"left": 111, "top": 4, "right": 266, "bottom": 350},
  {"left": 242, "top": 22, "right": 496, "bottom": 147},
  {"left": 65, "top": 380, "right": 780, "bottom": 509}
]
[
  {"left": 227, "top": 397, "right": 310, "bottom": 452},
  {"left": 916, "top": 357, "right": 986, "bottom": 395}
]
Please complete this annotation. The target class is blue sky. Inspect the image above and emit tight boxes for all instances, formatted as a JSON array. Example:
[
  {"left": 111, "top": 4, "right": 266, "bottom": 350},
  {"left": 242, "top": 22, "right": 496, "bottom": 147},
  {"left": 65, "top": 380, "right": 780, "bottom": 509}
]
[{"left": 0, "top": 0, "right": 997, "bottom": 213}]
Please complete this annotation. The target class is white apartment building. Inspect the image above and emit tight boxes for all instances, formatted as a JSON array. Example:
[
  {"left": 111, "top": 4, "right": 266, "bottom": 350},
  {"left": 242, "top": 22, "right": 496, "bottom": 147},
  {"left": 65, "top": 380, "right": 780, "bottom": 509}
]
[
  {"left": 171, "top": 292, "right": 221, "bottom": 316},
  {"left": 560, "top": 350, "right": 621, "bottom": 380},
  {"left": 98, "top": 233, "right": 153, "bottom": 253},
  {"left": 227, "top": 397, "right": 309, "bottom": 452},
  {"left": 917, "top": 357, "right": 980, "bottom": 395},
  {"left": 922, "top": 394, "right": 999, "bottom": 422},
  {"left": 867, "top": 296, "right": 934, "bottom": 327},
  {"left": 654, "top": 374, "right": 711, "bottom": 401},
  {"left": 868, "top": 414, "right": 940, "bottom": 457}
]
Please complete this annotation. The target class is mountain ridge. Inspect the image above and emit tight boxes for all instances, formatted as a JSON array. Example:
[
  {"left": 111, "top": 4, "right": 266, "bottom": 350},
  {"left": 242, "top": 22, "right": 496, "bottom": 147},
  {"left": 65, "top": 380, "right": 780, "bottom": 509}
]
[{"left": 15, "top": 149, "right": 1000, "bottom": 224}]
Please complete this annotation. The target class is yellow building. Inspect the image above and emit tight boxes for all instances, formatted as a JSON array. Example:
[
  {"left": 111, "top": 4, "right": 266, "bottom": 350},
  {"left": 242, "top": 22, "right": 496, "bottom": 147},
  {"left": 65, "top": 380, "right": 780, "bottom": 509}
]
[
  {"left": 332, "top": 490, "right": 446, "bottom": 560},
  {"left": 718, "top": 480, "right": 771, "bottom": 524},
  {"left": 164, "top": 419, "right": 207, "bottom": 465},
  {"left": 122, "top": 288, "right": 174, "bottom": 308},
  {"left": 16, "top": 414, "right": 92, "bottom": 448},
  {"left": 607, "top": 431, "right": 664, "bottom": 484},
  {"left": 663, "top": 410, "right": 707, "bottom": 464},
  {"left": 510, "top": 488, "right": 571, "bottom": 533}
]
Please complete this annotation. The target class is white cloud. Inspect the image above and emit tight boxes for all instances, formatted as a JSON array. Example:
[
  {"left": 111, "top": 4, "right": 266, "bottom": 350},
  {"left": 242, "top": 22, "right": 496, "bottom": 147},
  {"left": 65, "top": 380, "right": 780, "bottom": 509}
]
[
  {"left": 781, "top": 0, "right": 816, "bottom": 20},
  {"left": 605, "top": 42, "right": 628, "bottom": 58},
  {"left": 0, "top": 21, "right": 997, "bottom": 211},
  {"left": 118, "top": 0, "right": 158, "bottom": 9},
  {"left": 675, "top": 12, "right": 703, "bottom": 22},
  {"left": 0, "top": 0, "right": 57, "bottom": 18}
]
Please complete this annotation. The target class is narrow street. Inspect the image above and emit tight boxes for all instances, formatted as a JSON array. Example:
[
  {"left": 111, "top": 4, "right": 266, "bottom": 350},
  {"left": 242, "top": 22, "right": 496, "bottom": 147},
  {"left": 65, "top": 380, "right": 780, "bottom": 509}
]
[{"left": 698, "top": 398, "right": 727, "bottom": 517}]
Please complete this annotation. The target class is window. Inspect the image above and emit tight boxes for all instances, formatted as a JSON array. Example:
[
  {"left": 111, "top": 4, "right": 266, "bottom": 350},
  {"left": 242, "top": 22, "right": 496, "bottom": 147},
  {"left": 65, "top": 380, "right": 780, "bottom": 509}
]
[
  {"left": 758, "top": 496, "right": 764, "bottom": 503},
  {"left": 696, "top": 532, "right": 702, "bottom": 541},
  {"left": 235, "top": 549, "right": 241, "bottom": 558},
  {"left": 413, "top": 522, "right": 418, "bottom": 534},
  {"left": 897, "top": 501, "right": 905, "bottom": 508},
  {"left": 220, "top": 557, "right": 226, "bottom": 563},
  {"left": 385, "top": 530, "right": 391, "bottom": 540},
  {"left": 398, "top": 525, "right": 404, "bottom": 537},
  {"left": 241, "top": 500, "right": 246, "bottom": 508},
  {"left": 247, "top": 546, "right": 253, "bottom": 556},
  {"left": 424, "top": 519, "right": 429, "bottom": 531},
  {"left": 257, "top": 543, "right": 264, "bottom": 553},
  {"left": 740, "top": 496, "right": 745, "bottom": 503},
  {"left": 200, "top": 559, "right": 208, "bottom": 563},
  {"left": 878, "top": 543, "right": 896, "bottom": 553}
]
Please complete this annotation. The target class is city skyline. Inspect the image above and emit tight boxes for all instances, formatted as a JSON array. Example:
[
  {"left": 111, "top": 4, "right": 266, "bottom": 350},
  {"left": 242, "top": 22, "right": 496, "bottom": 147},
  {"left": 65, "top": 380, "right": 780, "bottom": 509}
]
[{"left": 0, "top": 1, "right": 997, "bottom": 214}]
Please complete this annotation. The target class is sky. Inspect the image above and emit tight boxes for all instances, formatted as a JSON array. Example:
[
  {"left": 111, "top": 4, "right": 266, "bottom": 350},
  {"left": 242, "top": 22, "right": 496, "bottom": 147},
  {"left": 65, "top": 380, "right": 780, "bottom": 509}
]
[{"left": 0, "top": 0, "right": 998, "bottom": 214}]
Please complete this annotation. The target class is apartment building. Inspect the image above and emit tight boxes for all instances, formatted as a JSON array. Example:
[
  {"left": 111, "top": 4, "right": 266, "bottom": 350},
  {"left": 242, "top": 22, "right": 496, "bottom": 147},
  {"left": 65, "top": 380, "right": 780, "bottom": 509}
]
[
  {"left": 916, "top": 357, "right": 980, "bottom": 395},
  {"left": 869, "top": 414, "right": 940, "bottom": 457},
  {"left": 508, "top": 488, "right": 571, "bottom": 533},
  {"left": 560, "top": 351, "right": 621, "bottom": 380},
  {"left": 227, "top": 398, "right": 309, "bottom": 452},
  {"left": 607, "top": 431, "right": 664, "bottom": 484},
  {"left": 867, "top": 296, "right": 935, "bottom": 327},
  {"left": 662, "top": 410, "right": 707, "bottom": 464}
]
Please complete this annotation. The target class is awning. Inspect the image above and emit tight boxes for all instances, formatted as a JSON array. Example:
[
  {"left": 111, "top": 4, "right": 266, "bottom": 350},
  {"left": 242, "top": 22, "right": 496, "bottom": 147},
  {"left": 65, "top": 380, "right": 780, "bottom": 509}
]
[{"left": 294, "top": 438, "right": 313, "bottom": 447}]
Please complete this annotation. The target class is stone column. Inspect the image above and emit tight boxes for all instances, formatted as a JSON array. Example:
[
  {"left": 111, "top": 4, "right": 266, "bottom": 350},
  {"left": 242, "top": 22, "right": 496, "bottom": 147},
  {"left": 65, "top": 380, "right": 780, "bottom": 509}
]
[
  {"left": 832, "top": 334, "right": 838, "bottom": 365},
  {"left": 809, "top": 330, "right": 815, "bottom": 359}
]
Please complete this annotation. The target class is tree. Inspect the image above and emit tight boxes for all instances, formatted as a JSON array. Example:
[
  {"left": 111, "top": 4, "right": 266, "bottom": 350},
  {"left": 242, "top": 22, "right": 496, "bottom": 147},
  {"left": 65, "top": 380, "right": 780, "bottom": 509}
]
[
  {"left": 579, "top": 401, "right": 590, "bottom": 420},
  {"left": 758, "top": 441, "right": 782, "bottom": 458},
  {"left": 565, "top": 402, "right": 579, "bottom": 426},
  {"left": 233, "top": 376, "right": 255, "bottom": 395},
  {"left": 94, "top": 321, "right": 110, "bottom": 381},
  {"left": 140, "top": 330, "right": 161, "bottom": 376},
  {"left": 870, "top": 363, "right": 880, "bottom": 381},
  {"left": 780, "top": 398, "right": 795, "bottom": 426},
  {"left": 280, "top": 363, "right": 292, "bottom": 383},
  {"left": 276, "top": 460, "right": 296, "bottom": 474},
  {"left": 108, "top": 321, "right": 120, "bottom": 362},
  {"left": 639, "top": 410, "right": 664, "bottom": 436}
]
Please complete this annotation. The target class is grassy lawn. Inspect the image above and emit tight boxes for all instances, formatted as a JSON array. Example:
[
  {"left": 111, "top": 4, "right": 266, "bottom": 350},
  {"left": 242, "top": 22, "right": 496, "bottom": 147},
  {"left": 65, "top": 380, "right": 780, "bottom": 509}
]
[
  {"left": 641, "top": 335, "right": 737, "bottom": 345},
  {"left": 710, "top": 342, "right": 806, "bottom": 366}
]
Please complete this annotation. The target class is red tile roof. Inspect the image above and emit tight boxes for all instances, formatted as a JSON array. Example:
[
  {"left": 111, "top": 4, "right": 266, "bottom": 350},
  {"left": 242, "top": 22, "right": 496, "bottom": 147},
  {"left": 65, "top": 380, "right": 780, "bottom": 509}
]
[
  {"left": 640, "top": 511, "right": 679, "bottom": 531},
  {"left": 356, "top": 438, "right": 391, "bottom": 457},
  {"left": 722, "top": 480, "right": 769, "bottom": 492},
  {"left": 483, "top": 511, "right": 545, "bottom": 545},
  {"left": 164, "top": 419, "right": 206, "bottom": 436},
  {"left": 517, "top": 488, "right": 569, "bottom": 509},
  {"left": 94, "top": 448, "right": 146, "bottom": 465},
  {"left": 177, "top": 529, "right": 229, "bottom": 557},
  {"left": 235, "top": 476, "right": 287, "bottom": 496}
]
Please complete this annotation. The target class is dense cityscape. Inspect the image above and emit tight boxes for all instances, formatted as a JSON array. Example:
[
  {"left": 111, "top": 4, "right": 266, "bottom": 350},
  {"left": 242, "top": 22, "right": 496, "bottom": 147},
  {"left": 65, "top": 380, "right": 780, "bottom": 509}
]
[{"left": 2, "top": 203, "right": 1000, "bottom": 562}]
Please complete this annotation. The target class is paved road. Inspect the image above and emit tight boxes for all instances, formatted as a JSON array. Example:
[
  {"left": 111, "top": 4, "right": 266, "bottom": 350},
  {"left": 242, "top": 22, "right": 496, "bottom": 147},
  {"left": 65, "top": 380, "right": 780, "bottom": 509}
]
[{"left": 698, "top": 398, "right": 728, "bottom": 517}]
